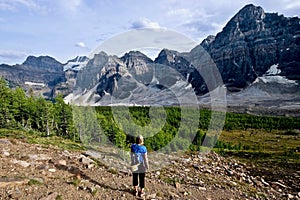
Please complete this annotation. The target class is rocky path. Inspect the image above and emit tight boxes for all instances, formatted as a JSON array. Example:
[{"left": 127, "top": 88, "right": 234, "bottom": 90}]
[{"left": 0, "top": 138, "right": 299, "bottom": 200}]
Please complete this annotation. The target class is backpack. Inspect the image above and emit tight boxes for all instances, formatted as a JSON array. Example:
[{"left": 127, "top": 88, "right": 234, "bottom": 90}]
[
  {"left": 130, "top": 144, "right": 146, "bottom": 171},
  {"left": 131, "top": 152, "right": 143, "bottom": 165}
]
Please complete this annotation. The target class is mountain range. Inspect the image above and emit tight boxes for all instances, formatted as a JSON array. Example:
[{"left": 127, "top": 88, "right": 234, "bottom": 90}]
[{"left": 0, "top": 4, "right": 299, "bottom": 115}]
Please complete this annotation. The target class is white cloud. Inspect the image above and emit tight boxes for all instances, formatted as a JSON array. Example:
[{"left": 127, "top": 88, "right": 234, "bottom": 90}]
[
  {"left": 0, "top": 49, "right": 26, "bottom": 59},
  {"left": 0, "top": 0, "right": 40, "bottom": 11},
  {"left": 15, "top": 0, "right": 37, "bottom": 8},
  {"left": 167, "top": 8, "right": 191, "bottom": 17},
  {"left": 0, "top": 2, "right": 14, "bottom": 10},
  {"left": 58, "top": 0, "right": 83, "bottom": 12},
  {"left": 130, "top": 18, "right": 161, "bottom": 29},
  {"left": 284, "top": 0, "right": 300, "bottom": 10},
  {"left": 75, "top": 42, "right": 87, "bottom": 48}
]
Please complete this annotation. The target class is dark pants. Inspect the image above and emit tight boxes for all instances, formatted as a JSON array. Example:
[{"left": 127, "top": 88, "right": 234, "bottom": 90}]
[{"left": 133, "top": 172, "right": 145, "bottom": 189}]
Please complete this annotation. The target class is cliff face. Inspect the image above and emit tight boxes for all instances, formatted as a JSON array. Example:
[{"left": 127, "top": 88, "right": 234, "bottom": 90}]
[
  {"left": 154, "top": 48, "right": 211, "bottom": 95},
  {"left": 199, "top": 4, "right": 300, "bottom": 91},
  {"left": 66, "top": 4, "right": 300, "bottom": 105}
]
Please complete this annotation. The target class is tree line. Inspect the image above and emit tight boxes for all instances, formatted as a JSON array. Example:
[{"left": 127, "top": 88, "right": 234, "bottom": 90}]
[
  {"left": 93, "top": 106, "right": 300, "bottom": 152},
  {"left": 0, "top": 78, "right": 77, "bottom": 141},
  {"left": 1, "top": 77, "right": 299, "bottom": 152}
]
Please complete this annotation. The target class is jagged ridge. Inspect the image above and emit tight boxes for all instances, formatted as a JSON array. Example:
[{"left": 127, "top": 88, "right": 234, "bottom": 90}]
[{"left": 0, "top": 4, "right": 299, "bottom": 105}]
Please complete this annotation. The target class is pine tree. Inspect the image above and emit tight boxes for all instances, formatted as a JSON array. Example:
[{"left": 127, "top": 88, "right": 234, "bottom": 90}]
[
  {"left": 0, "top": 78, "right": 13, "bottom": 128},
  {"left": 53, "top": 95, "right": 77, "bottom": 140}
]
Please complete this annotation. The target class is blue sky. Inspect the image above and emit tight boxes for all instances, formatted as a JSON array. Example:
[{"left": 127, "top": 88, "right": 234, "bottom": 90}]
[{"left": 0, "top": 0, "right": 299, "bottom": 64}]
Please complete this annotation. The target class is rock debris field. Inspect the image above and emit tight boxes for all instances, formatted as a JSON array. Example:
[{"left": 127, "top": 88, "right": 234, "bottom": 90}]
[{"left": 0, "top": 138, "right": 299, "bottom": 200}]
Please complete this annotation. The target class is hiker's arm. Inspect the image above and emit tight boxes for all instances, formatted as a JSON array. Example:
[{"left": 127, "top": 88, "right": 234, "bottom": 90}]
[{"left": 143, "top": 153, "right": 149, "bottom": 171}]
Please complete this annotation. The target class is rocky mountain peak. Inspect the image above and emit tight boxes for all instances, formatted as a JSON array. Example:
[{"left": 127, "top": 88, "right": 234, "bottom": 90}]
[
  {"left": 63, "top": 56, "right": 89, "bottom": 71},
  {"left": 121, "top": 51, "right": 153, "bottom": 69},
  {"left": 156, "top": 48, "right": 179, "bottom": 57},
  {"left": 89, "top": 52, "right": 109, "bottom": 66},
  {"left": 154, "top": 49, "right": 181, "bottom": 65},
  {"left": 214, "top": 4, "right": 266, "bottom": 47},
  {"left": 233, "top": 4, "right": 265, "bottom": 22},
  {"left": 68, "top": 56, "right": 89, "bottom": 63},
  {"left": 199, "top": 4, "right": 300, "bottom": 91},
  {"left": 22, "top": 55, "right": 63, "bottom": 72},
  {"left": 229, "top": 4, "right": 265, "bottom": 33},
  {"left": 200, "top": 35, "right": 216, "bottom": 50},
  {"left": 121, "top": 51, "right": 151, "bottom": 60}
]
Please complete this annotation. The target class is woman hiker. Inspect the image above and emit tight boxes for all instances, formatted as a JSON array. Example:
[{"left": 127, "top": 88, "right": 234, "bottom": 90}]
[{"left": 130, "top": 135, "right": 149, "bottom": 197}]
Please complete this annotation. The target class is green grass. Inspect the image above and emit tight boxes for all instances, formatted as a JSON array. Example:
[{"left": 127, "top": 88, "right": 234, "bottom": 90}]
[
  {"left": 71, "top": 178, "right": 81, "bottom": 187},
  {"left": 28, "top": 179, "right": 43, "bottom": 186},
  {"left": 107, "top": 168, "right": 118, "bottom": 174},
  {"left": 0, "top": 128, "right": 85, "bottom": 151},
  {"left": 28, "top": 136, "right": 85, "bottom": 151},
  {"left": 55, "top": 195, "right": 63, "bottom": 200},
  {"left": 91, "top": 188, "right": 98, "bottom": 196},
  {"left": 0, "top": 129, "right": 27, "bottom": 139},
  {"left": 215, "top": 129, "right": 300, "bottom": 163}
]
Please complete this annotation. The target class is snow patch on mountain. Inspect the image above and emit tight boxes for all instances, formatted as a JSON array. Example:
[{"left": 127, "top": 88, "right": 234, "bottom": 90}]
[
  {"left": 25, "top": 82, "right": 46, "bottom": 87},
  {"left": 253, "top": 64, "right": 298, "bottom": 85},
  {"left": 265, "top": 64, "right": 281, "bottom": 75},
  {"left": 258, "top": 76, "right": 297, "bottom": 84},
  {"left": 225, "top": 64, "right": 300, "bottom": 112},
  {"left": 64, "top": 84, "right": 99, "bottom": 106},
  {"left": 64, "top": 56, "right": 89, "bottom": 71}
]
